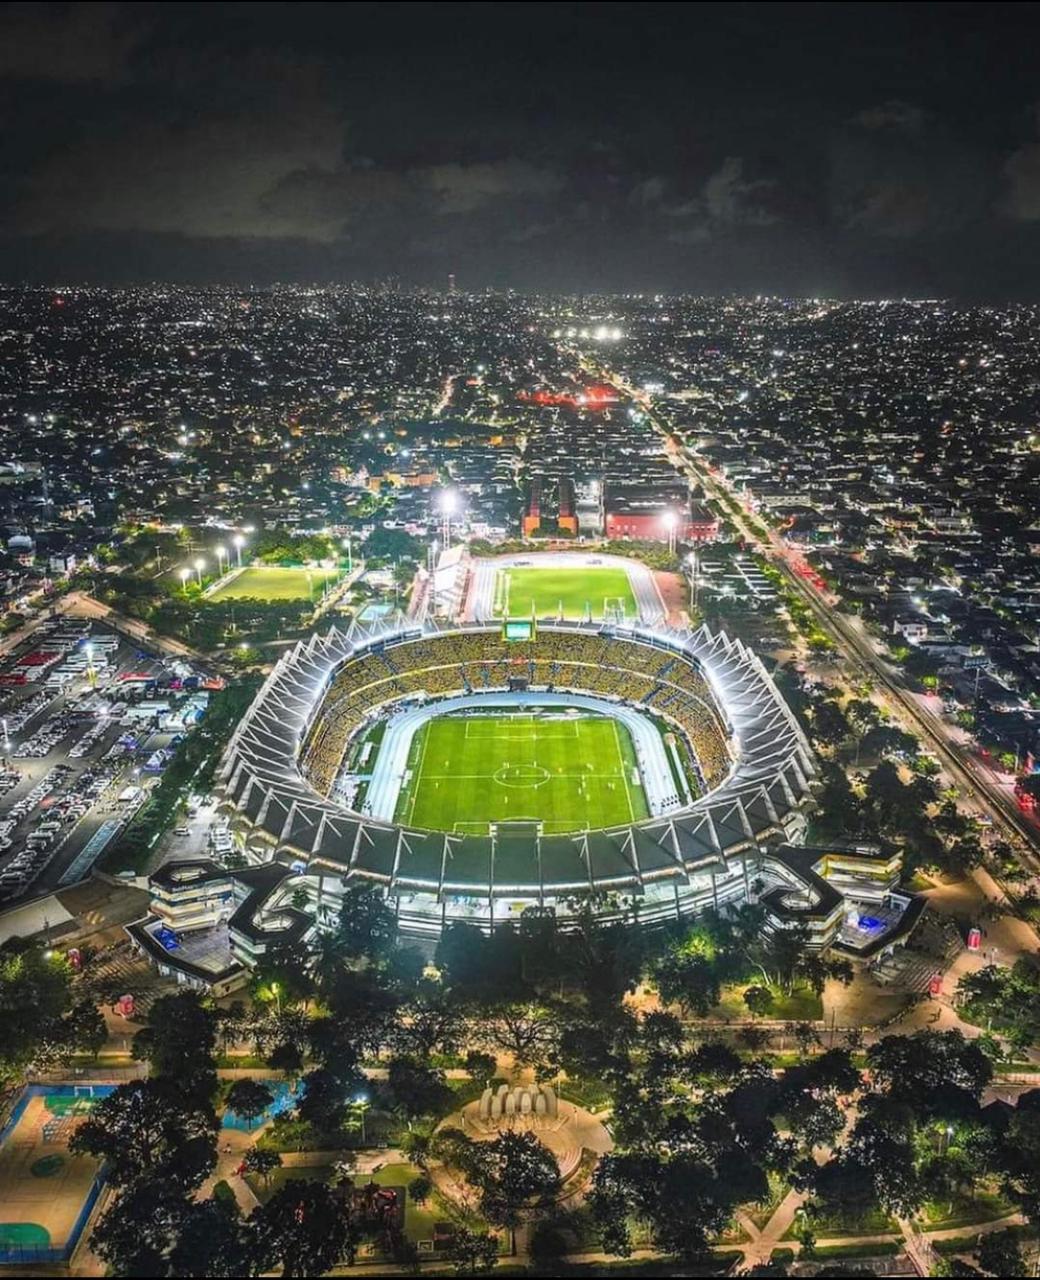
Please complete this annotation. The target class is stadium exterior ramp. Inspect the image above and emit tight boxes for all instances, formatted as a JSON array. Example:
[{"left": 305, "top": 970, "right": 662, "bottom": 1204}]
[{"left": 218, "top": 617, "right": 817, "bottom": 943}]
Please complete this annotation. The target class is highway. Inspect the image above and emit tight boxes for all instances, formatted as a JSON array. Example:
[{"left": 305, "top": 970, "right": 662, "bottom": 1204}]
[{"left": 571, "top": 351, "right": 1040, "bottom": 869}]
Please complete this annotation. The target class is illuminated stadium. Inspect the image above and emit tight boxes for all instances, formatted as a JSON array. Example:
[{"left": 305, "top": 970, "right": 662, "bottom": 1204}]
[{"left": 215, "top": 617, "right": 820, "bottom": 945}]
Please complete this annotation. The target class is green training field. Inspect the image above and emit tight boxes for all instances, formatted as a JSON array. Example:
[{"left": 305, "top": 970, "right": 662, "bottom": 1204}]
[
  {"left": 393, "top": 710, "right": 649, "bottom": 834},
  {"left": 208, "top": 564, "right": 342, "bottom": 602},
  {"left": 494, "top": 566, "right": 638, "bottom": 620}
]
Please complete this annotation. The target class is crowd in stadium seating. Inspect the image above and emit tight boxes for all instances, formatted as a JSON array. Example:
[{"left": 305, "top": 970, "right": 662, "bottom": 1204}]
[{"left": 301, "top": 630, "right": 733, "bottom": 799}]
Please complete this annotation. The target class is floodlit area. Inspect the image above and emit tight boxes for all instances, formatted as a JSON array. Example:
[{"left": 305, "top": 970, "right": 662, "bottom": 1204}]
[
  {"left": 208, "top": 565, "right": 342, "bottom": 602},
  {"left": 393, "top": 708, "right": 650, "bottom": 834},
  {"left": 0, "top": 1086, "right": 112, "bottom": 1265},
  {"left": 494, "top": 565, "right": 638, "bottom": 620}
]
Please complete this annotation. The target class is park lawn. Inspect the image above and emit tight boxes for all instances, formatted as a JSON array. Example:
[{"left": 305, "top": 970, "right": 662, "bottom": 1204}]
[
  {"left": 393, "top": 710, "right": 649, "bottom": 835},
  {"left": 713, "top": 984, "right": 824, "bottom": 1023},
  {"left": 245, "top": 1162, "right": 440, "bottom": 1245},
  {"left": 209, "top": 564, "right": 342, "bottom": 602},
  {"left": 783, "top": 1205, "right": 897, "bottom": 1240},
  {"left": 919, "top": 1188, "right": 1015, "bottom": 1232},
  {"left": 495, "top": 566, "right": 638, "bottom": 620}
]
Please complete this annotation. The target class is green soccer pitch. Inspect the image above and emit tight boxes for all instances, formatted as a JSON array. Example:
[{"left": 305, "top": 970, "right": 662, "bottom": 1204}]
[
  {"left": 208, "top": 564, "right": 342, "bottom": 602},
  {"left": 493, "top": 566, "right": 638, "bottom": 620},
  {"left": 393, "top": 710, "right": 650, "bottom": 834}
]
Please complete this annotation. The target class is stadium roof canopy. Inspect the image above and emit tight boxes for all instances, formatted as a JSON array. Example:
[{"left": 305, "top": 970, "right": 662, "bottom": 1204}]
[{"left": 219, "top": 619, "right": 816, "bottom": 900}]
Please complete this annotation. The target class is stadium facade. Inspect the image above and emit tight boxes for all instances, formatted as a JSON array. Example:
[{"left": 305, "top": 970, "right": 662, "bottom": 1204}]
[{"left": 203, "top": 616, "right": 829, "bottom": 955}]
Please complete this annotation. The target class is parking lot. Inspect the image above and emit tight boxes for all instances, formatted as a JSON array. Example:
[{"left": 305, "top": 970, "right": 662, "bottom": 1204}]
[{"left": 0, "top": 619, "right": 211, "bottom": 903}]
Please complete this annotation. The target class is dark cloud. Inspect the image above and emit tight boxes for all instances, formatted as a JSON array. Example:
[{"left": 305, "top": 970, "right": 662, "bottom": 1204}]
[{"left": 0, "top": 1, "right": 1039, "bottom": 296}]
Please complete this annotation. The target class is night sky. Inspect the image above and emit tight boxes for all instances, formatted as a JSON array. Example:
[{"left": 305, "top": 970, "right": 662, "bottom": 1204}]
[{"left": 3, "top": 1, "right": 1040, "bottom": 298}]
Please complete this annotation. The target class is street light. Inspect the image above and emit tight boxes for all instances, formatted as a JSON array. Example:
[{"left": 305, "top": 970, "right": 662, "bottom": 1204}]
[
  {"left": 194, "top": 558, "right": 205, "bottom": 587},
  {"left": 232, "top": 534, "right": 245, "bottom": 567},
  {"left": 179, "top": 567, "right": 191, "bottom": 595},
  {"left": 215, "top": 545, "right": 227, "bottom": 576},
  {"left": 341, "top": 536, "right": 353, "bottom": 573}
]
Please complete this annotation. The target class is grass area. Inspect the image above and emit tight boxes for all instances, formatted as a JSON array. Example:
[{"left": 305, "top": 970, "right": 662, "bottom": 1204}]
[
  {"left": 934, "top": 1223, "right": 1034, "bottom": 1256},
  {"left": 245, "top": 1161, "right": 441, "bottom": 1247},
  {"left": 209, "top": 564, "right": 342, "bottom": 602},
  {"left": 394, "top": 709, "right": 650, "bottom": 834},
  {"left": 811, "top": 1241, "right": 903, "bottom": 1259},
  {"left": 785, "top": 1205, "right": 897, "bottom": 1240},
  {"left": 744, "top": 1172, "right": 790, "bottom": 1231},
  {"left": 712, "top": 984, "right": 823, "bottom": 1022},
  {"left": 495, "top": 566, "right": 638, "bottom": 621},
  {"left": 919, "top": 1189, "right": 1014, "bottom": 1232}
]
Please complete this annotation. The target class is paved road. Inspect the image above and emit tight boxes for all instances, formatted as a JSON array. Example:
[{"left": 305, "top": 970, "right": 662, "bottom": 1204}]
[{"left": 575, "top": 353, "right": 1040, "bottom": 871}]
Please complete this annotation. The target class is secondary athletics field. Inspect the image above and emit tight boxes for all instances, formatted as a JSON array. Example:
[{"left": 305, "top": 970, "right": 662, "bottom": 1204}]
[
  {"left": 393, "top": 709, "right": 649, "bottom": 834},
  {"left": 209, "top": 564, "right": 342, "bottom": 602},
  {"left": 494, "top": 566, "right": 638, "bottom": 620},
  {"left": 0, "top": 1086, "right": 111, "bottom": 1261}
]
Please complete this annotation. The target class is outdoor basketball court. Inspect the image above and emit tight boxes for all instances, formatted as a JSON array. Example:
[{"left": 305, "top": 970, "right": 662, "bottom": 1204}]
[{"left": 0, "top": 1085, "right": 111, "bottom": 1261}]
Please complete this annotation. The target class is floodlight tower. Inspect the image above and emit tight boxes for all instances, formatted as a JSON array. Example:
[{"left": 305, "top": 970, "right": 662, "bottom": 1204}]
[
  {"left": 215, "top": 545, "right": 227, "bottom": 577},
  {"left": 439, "top": 489, "right": 458, "bottom": 551},
  {"left": 194, "top": 557, "right": 205, "bottom": 587},
  {"left": 179, "top": 567, "right": 191, "bottom": 595},
  {"left": 232, "top": 534, "right": 246, "bottom": 568},
  {"left": 663, "top": 510, "right": 679, "bottom": 556}
]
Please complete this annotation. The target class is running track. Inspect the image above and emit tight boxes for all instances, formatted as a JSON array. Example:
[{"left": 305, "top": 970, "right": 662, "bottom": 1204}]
[{"left": 360, "top": 691, "right": 680, "bottom": 825}]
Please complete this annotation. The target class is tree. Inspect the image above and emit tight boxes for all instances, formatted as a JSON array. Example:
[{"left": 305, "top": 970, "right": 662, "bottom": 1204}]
[
  {"left": 386, "top": 1055, "right": 452, "bottom": 1120},
  {"left": 308, "top": 930, "right": 351, "bottom": 998},
  {"left": 132, "top": 991, "right": 218, "bottom": 1101},
  {"left": 975, "top": 1226, "right": 1026, "bottom": 1277},
  {"left": 743, "top": 985, "right": 775, "bottom": 1019},
  {"left": 467, "top": 1131, "right": 561, "bottom": 1253},
  {"left": 483, "top": 1003, "right": 559, "bottom": 1070},
  {"left": 653, "top": 948, "right": 721, "bottom": 1017},
  {"left": 408, "top": 1172, "right": 433, "bottom": 1205},
  {"left": 866, "top": 1031, "right": 993, "bottom": 1121},
  {"left": 0, "top": 940, "right": 78, "bottom": 1087},
  {"left": 445, "top": 1227, "right": 501, "bottom": 1276},
  {"left": 242, "top": 1146, "right": 283, "bottom": 1188},
  {"left": 297, "top": 1067, "right": 349, "bottom": 1135},
  {"left": 251, "top": 942, "right": 315, "bottom": 1007},
  {"left": 336, "top": 884, "right": 397, "bottom": 962},
  {"left": 793, "top": 1021, "right": 821, "bottom": 1058},
  {"left": 57, "top": 997, "right": 107, "bottom": 1060},
  {"left": 846, "top": 698, "right": 882, "bottom": 735},
  {"left": 169, "top": 1198, "right": 254, "bottom": 1278},
  {"left": 363, "top": 526, "right": 424, "bottom": 565},
  {"left": 249, "top": 1179, "right": 354, "bottom": 1278},
  {"left": 811, "top": 698, "right": 851, "bottom": 747},
  {"left": 225, "top": 1078, "right": 274, "bottom": 1129},
  {"left": 392, "top": 979, "right": 467, "bottom": 1058},
  {"left": 90, "top": 1176, "right": 190, "bottom": 1277},
  {"left": 464, "top": 1049, "right": 497, "bottom": 1083},
  {"left": 69, "top": 1078, "right": 218, "bottom": 1190}
]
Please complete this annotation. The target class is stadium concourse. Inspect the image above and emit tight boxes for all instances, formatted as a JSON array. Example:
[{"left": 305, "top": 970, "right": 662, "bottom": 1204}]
[
  {"left": 192, "top": 616, "right": 833, "bottom": 950},
  {"left": 465, "top": 551, "right": 667, "bottom": 624},
  {"left": 362, "top": 692, "right": 681, "bottom": 825}
]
